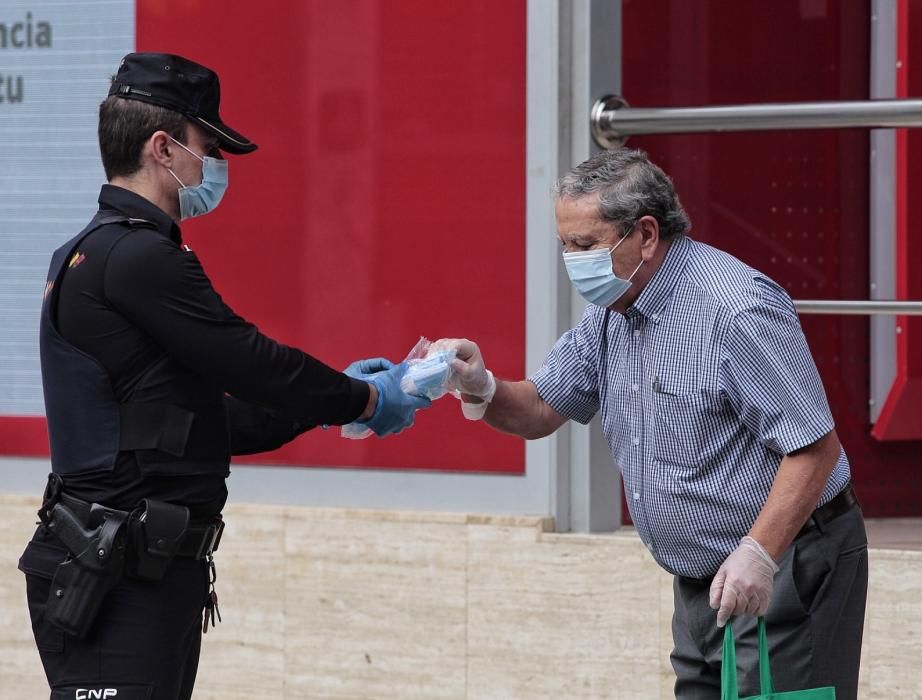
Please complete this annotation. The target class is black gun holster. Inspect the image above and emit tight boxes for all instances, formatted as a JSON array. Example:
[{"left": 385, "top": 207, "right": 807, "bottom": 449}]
[
  {"left": 39, "top": 475, "right": 190, "bottom": 638},
  {"left": 43, "top": 499, "right": 130, "bottom": 639}
]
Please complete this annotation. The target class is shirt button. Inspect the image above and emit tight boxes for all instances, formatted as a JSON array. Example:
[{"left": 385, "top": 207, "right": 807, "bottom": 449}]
[
  {"left": 633, "top": 329, "right": 641, "bottom": 337},
  {"left": 631, "top": 383, "right": 639, "bottom": 392},
  {"left": 631, "top": 437, "right": 640, "bottom": 446},
  {"left": 633, "top": 492, "right": 640, "bottom": 501}
]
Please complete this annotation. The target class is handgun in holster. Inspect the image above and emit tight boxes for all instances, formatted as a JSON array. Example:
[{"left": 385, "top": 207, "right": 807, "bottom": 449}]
[{"left": 44, "top": 501, "right": 129, "bottom": 638}]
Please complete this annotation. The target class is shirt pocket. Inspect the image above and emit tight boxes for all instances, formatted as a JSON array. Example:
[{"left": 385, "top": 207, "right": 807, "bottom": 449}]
[{"left": 651, "top": 389, "right": 712, "bottom": 466}]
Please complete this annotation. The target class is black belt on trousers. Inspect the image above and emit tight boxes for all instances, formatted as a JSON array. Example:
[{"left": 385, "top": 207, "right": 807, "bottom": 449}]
[
  {"left": 796, "top": 483, "right": 859, "bottom": 539},
  {"left": 58, "top": 493, "right": 223, "bottom": 560}
]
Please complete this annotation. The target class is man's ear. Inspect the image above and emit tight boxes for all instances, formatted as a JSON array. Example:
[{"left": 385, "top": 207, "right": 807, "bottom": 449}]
[
  {"left": 637, "top": 215, "right": 661, "bottom": 261},
  {"left": 147, "top": 131, "right": 174, "bottom": 168}
]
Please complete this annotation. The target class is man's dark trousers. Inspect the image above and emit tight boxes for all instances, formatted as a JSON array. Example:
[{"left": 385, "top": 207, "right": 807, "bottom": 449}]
[{"left": 671, "top": 506, "right": 868, "bottom": 699}]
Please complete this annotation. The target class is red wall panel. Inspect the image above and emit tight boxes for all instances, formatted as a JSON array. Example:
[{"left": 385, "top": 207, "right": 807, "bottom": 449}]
[
  {"left": 623, "top": 0, "right": 920, "bottom": 516},
  {"left": 135, "top": 0, "right": 526, "bottom": 472},
  {"left": 0, "top": 1, "right": 526, "bottom": 473}
]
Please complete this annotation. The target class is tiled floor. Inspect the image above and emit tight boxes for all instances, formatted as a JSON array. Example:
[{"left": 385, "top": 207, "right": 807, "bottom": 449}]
[
  {"left": 2, "top": 497, "right": 920, "bottom": 699},
  {"left": 865, "top": 518, "right": 922, "bottom": 551}
]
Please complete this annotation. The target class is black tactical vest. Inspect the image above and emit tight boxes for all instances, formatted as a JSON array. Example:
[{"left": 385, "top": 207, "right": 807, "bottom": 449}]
[{"left": 40, "top": 213, "right": 230, "bottom": 478}]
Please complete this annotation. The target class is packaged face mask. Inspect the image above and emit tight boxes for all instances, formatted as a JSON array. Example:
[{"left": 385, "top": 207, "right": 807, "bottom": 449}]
[
  {"left": 341, "top": 337, "right": 456, "bottom": 440},
  {"left": 400, "top": 348, "right": 457, "bottom": 400}
]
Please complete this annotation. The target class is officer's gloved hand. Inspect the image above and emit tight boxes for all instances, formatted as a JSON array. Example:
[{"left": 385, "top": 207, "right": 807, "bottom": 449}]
[
  {"left": 709, "top": 535, "right": 779, "bottom": 627},
  {"left": 361, "top": 362, "right": 431, "bottom": 436},
  {"left": 431, "top": 338, "right": 496, "bottom": 420},
  {"left": 344, "top": 357, "right": 395, "bottom": 379}
]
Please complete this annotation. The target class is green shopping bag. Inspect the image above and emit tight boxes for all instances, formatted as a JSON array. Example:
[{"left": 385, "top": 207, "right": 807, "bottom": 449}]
[{"left": 721, "top": 617, "right": 835, "bottom": 700}]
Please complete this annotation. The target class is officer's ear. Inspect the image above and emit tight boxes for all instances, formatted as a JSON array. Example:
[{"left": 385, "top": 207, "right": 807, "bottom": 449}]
[{"left": 148, "top": 130, "right": 175, "bottom": 168}]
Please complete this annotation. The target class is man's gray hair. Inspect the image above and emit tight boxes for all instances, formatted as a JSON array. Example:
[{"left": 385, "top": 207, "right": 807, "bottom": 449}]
[{"left": 554, "top": 148, "right": 691, "bottom": 240}]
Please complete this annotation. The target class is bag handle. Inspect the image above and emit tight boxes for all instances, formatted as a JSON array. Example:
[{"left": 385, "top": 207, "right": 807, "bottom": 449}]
[{"left": 721, "top": 617, "right": 774, "bottom": 700}]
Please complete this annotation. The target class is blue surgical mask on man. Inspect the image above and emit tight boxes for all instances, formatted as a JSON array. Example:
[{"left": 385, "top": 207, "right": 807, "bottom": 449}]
[
  {"left": 166, "top": 137, "right": 228, "bottom": 220},
  {"left": 562, "top": 233, "right": 643, "bottom": 307}
]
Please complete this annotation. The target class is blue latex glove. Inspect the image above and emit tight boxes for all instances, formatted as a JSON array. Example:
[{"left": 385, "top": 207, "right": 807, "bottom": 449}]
[
  {"left": 344, "top": 357, "right": 395, "bottom": 379},
  {"left": 362, "top": 362, "right": 431, "bottom": 436}
]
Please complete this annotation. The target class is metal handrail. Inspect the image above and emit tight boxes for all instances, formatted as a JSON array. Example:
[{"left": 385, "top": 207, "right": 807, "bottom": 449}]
[
  {"left": 794, "top": 300, "right": 922, "bottom": 316},
  {"left": 591, "top": 96, "right": 922, "bottom": 148},
  {"left": 587, "top": 97, "right": 922, "bottom": 317}
]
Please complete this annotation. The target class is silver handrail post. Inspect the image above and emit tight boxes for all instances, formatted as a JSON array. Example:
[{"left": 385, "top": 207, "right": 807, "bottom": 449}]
[
  {"left": 591, "top": 96, "right": 922, "bottom": 148},
  {"left": 794, "top": 300, "right": 922, "bottom": 315}
]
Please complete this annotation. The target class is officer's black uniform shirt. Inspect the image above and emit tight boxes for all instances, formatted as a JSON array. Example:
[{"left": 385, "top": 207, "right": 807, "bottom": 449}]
[{"left": 55, "top": 185, "right": 370, "bottom": 518}]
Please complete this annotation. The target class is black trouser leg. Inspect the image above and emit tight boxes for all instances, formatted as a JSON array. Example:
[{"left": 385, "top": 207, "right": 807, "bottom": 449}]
[{"left": 24, "top": 535, "right": 209, "bottom": 700}]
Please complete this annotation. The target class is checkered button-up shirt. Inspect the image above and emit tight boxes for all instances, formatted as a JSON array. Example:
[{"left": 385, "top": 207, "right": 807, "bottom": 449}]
[{"left": 531, "top": 235, "right": 850, "bottom": 578}]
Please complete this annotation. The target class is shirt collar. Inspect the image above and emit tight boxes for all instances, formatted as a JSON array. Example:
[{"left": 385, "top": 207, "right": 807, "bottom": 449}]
[
  {"left": 628, "top": 235, "right": 693, "bottom": 322},
  {"left": 98, "top": 184, "right": 182, "bottom": 244}
]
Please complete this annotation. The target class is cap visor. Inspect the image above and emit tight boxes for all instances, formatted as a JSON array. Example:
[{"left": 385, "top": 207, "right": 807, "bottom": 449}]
[{"left": 192, "top": 116, "right": 258, "bottom": 154}]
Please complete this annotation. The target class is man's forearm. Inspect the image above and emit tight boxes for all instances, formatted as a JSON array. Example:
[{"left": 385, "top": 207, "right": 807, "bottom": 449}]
[
  {"left": 748, "top": 429, "right": 842, "bottom": 561},
  {"left": 475, "top": 379, "right": 566, "bottom": 439}
]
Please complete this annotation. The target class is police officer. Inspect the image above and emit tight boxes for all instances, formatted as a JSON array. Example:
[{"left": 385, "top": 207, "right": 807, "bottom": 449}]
[{"left": 18, "top": 52, "right": 428, "bottom": 700}]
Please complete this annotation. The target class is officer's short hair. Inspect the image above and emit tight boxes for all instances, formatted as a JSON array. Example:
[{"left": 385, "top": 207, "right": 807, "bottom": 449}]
[{"left": 98, "top": 95, "right": 187, "bottom": 181}]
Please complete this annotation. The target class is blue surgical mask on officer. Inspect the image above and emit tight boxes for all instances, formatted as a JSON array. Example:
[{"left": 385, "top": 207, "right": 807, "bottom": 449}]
[
  {"left": 562, "top": 233, "right": 643, "bottom": 307},
  {"left": 166, "top": 137, "right": 228, "bottom": 220}
]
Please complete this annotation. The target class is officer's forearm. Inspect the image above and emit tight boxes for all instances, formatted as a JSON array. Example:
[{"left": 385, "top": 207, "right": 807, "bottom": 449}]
[{"left": 358, "top": 383, "right": 378, "bottom": 422}]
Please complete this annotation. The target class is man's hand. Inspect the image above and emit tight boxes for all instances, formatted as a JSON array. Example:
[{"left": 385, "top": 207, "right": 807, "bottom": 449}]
[
  {"left": 431, "top": 338, "right": 496, "bottom": 419},
  {"left": 709, "top": 536, "right": 779, "bottom": 627}
]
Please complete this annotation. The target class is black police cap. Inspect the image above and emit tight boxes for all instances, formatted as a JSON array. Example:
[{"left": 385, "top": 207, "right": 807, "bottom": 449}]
[{"left": 109, "top": 52, "right": 257, "bottom": 155}]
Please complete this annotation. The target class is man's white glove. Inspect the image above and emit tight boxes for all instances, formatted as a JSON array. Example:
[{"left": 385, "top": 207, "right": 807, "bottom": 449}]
[
  {"left": 709, "top": 536, "right": 779, "bottom": 628},
  {"left": 430, "top": 338, "right": 496, "bottom": 420}
]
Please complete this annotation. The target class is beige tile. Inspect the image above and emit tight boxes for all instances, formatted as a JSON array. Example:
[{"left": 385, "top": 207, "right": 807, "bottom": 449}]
[
  {"left": 468, "top": 525, "right": 664, "bottom": 699},
  {"left": 5, "top": 494, "right": 922, "bottom": 700},
  {"left": 274, "top": 507, "right": 550, "bottom": 530},
  {"left": 466, "top": 513, "right": 554, "bottom": 531},
  {"left": 863, "top": 549, "right": 922, "bottom": 699},
  {"left": 303, "top": 507, "right": 469, "bottom": 526},
  {"left": 283, "top": 509, "right": 467, "bottom": 699},
  {"left": 0, "top": 496, "right": 51, "bottom": 697},
  {"left": 857, "top": 604, "right": 872, "bottom": 700},
  {"left": 658, "top": 562, "right": 677, "bottom": 700},
  {"left": 195, "top": 503, "right": 287, "bottom": 700},
  {"left": 865, "top": 518, "right": 922, "bottom": 552}
]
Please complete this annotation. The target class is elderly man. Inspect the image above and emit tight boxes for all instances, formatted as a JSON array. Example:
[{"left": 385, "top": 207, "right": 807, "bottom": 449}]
[
  {"left": 438, "top": 148, "right": 867, "bottom": 699},
  {"left": 20, "top": 52, "right": 427, "bottom": 700}
]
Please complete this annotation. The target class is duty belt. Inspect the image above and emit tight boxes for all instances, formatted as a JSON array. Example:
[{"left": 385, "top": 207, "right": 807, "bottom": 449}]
[
  {"left": 37, "top": 473, "right": 225, "bottom": 638},
  {"left": 47, "top": 490, "right": 224, "bottom": 561},
  {"left": 59, "top": 493, "right": 223, "bottom": 560}
]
